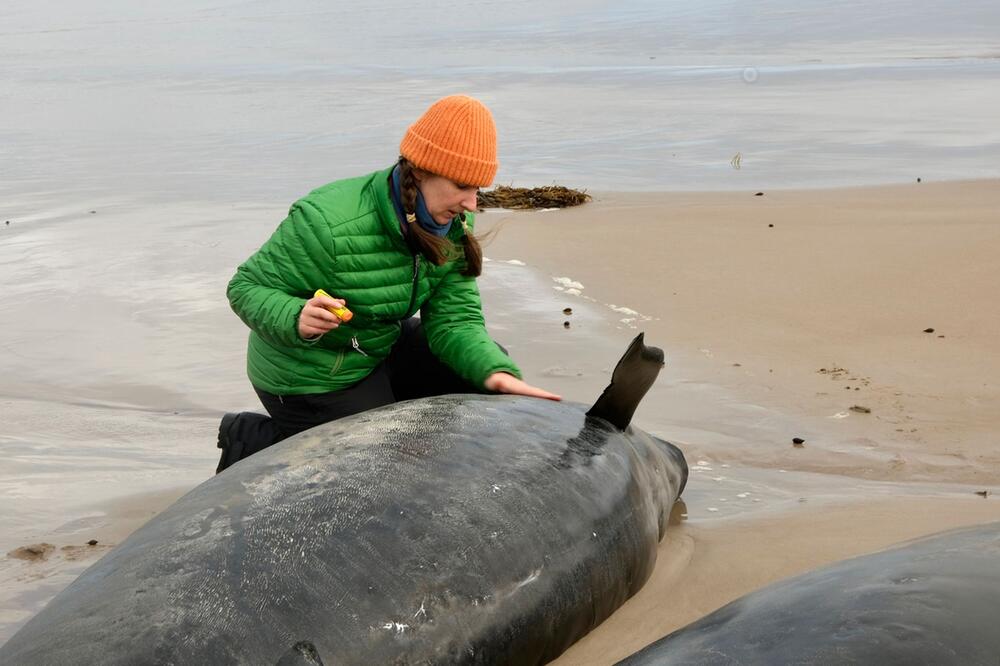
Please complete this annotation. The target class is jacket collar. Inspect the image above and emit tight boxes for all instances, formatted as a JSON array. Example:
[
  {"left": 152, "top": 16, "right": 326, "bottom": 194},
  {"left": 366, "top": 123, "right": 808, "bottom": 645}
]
[{"left": 370, "top": 164, "right": 409, "bottom": 252}]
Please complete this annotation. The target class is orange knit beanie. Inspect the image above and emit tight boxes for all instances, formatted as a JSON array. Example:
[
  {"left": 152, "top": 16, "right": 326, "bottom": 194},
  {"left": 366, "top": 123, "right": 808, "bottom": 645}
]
[{"left": 400, "top": 95, "right": 498, "bottom": 188}]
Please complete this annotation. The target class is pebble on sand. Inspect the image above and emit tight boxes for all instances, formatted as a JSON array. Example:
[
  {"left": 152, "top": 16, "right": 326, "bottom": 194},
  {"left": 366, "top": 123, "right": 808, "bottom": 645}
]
[
  {"left": 849, "top": 405, "right": 872, "bottom": 414},
  {"left": 88, "top": 539, "right": 99, "bottom": 546},
  {"left": 792, "top": 437, "right": 805, "bottom": 447},
  {"left": 755, "top": 192, "right": 764, "bottom": 196},
  {"left": 923, "top": 328, "right": 935, "bottom": 333},
  {"left": 975, "top": 490, "right": 990, "bottom": 498},
  {"left": 768, "top": 223, "right": 774, "bottom": 227},
  {"left": 563, "top": 321, "right": 570, "bottom": 329},
  {"left": 562, "top": 308, "right": 573, "bottom": 315}
]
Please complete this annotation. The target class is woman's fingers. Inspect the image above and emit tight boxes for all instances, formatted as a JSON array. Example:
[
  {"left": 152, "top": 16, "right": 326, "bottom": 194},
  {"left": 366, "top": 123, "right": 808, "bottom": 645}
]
[
  {"left": 306, "top": 300, "right": 343, "bottom": 325},
  {"left": 298, "top": 299, "right": 345, "bottom": 339},
  {"left": 520, "top": 385, "right": 562, "bottom": 401},
  {"left": 484, "top": 373, "right": 562, "bottom": 401},
  {"left": 312, "top": 295, "right": 346, "bottom": 311}
]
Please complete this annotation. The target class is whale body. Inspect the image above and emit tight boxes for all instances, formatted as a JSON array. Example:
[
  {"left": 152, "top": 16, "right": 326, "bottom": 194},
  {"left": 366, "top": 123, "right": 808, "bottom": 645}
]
[
  {"left": 618, "top": 522, "right": 1000, "bottom": 666},
  {"left": 1, "top": 334, "right": 687, "bottom": 665}
]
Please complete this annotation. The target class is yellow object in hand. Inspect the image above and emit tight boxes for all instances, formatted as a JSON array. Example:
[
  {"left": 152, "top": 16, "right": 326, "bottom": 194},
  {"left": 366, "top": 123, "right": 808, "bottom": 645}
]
[{"left": 314, "top": 289, "right": 353, "bottom": 322}]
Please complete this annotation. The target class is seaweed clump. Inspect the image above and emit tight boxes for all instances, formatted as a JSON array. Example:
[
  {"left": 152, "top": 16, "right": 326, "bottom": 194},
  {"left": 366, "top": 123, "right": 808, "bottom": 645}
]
[{"left": 478, "top": 185, "right": 591, "bottom": 210}]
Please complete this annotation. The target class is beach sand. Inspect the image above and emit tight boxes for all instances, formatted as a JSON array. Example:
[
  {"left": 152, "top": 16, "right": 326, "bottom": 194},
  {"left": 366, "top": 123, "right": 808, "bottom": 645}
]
[
  {"left": 478, "top": 178, "right": 1000, "bottom": 662},
  {"left": 3, "top": 180, "right": 999, "bottom": 659}
]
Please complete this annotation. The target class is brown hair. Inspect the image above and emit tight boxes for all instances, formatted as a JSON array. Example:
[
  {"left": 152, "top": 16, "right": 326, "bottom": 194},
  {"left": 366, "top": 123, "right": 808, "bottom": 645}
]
[{"left": 397, "top": 157, "right": 484, "bottom": 278}]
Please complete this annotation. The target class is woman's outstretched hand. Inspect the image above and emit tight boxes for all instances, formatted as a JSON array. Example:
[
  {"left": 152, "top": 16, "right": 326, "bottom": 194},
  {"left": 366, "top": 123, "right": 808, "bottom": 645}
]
[
  {"left": 298, "top": 294, "right": 346, "bottom": 339},
  {"left": 484, "top": 372, "right": 562, "bottom": 401}
]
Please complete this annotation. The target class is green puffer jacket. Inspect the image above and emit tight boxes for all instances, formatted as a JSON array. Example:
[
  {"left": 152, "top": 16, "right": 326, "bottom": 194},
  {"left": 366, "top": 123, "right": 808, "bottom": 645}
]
[{"left": 227, "top": 165, "right": 522, "bottom": 395}]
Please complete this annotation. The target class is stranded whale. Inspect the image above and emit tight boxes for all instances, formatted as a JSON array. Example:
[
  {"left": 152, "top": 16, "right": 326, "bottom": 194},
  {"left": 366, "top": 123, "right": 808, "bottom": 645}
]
[
  {"left": 0, "top": 334, "right": 687, "bottom": 665},
  {"left": 618, "top": 522, "right": 1000, "bottom": 665}
]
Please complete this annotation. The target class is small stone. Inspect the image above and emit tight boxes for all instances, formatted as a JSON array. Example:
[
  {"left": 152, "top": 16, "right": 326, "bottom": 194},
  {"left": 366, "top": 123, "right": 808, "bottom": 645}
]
[
  {"left": 975, "top": 490, "right": 989, "bottom": 498},
  {"left": 917, "top": 177, "right": 922, "bottom": 183},
  {"left": 768, "top": 223, "right": 774, "bottom": 227},
  {"left": 732, "top": 363, "right": 741, "bottom": 367},
  {"left": 923, "top": 328, "right": 934, "bottom": 333},
  {"left": 755, "top": 192, "right": 764, "bottom": 196},
  {"left": 792, "top": 437, "right": 805, "bottom": 448},
  {"left": 87, "top": 539, "right": 99, "bottom": 546},
  {"left": 563, "top": 321, "right": 570, "bottom": 329},
  {"left": 938, "top": 335, "right": 945, "bottom": 338},
  {"left": 850, "top": 405, "right": 872, "bottom": 414},
  {"left": 89, "top": 210, "right": 96, "bottom": 214},
  {"left": 562, "top": 308, "right": 573, "bottom": 315}
]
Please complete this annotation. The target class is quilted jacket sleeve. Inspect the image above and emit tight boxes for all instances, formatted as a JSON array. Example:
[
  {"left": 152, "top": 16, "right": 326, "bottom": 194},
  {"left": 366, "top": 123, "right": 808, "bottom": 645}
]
[
  {"left": 227, "top": 199, "right": 333, "bottom": 348},
  {"left": 421, "top": 263, "right": 523, "bottom": 389}
]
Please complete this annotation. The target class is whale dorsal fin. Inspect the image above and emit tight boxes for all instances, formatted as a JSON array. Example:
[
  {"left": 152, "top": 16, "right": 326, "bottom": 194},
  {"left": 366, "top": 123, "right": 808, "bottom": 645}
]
[{"left": 586, "top": 333, "right": 664, "bottom": 430}]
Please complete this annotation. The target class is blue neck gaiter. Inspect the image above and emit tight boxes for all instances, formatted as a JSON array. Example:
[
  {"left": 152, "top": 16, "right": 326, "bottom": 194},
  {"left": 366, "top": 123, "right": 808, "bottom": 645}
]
[{"left": 390, "top": 164, "right": 453, "bottom": 237}]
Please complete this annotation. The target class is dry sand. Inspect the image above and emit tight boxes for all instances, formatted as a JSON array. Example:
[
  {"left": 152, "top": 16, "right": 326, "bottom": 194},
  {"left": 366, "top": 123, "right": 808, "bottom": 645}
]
[
  {"left": 481, "top": 179, "right": 1000, "bottom": 485},
  {"left": 476, "top": 178, "right": 1000, "bottom": 662},
  {"left": 3, "top": 180, "right": 998, "bottom": 660}
]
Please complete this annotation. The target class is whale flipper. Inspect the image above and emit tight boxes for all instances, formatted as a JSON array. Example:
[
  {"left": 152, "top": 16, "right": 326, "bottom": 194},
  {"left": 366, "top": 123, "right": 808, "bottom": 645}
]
[{"left": 587, "top": 332, "right": 664, "bottom": 430}]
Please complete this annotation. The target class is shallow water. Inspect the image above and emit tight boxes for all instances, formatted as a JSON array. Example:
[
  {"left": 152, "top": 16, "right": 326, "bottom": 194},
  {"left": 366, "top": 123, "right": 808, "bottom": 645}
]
[{"left": 2, "top": 0, "right": 999, "bottom": 205}]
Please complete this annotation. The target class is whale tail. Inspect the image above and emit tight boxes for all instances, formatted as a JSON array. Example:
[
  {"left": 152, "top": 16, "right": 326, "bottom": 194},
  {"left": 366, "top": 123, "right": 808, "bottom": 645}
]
[{"left": 587, "top": 332, "right": 664, "bottom": 430}]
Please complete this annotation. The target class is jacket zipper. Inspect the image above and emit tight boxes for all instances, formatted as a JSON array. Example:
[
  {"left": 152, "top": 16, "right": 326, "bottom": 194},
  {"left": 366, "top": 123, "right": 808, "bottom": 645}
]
[
  {"left": 329, "top": 350, "right": 345, "bottom": 375},
  {"left": 404, "top": 254, "right": 419, "bottom": 317},
  {"left": 351, "top": 336, "right": 369, "bottom": 357}
]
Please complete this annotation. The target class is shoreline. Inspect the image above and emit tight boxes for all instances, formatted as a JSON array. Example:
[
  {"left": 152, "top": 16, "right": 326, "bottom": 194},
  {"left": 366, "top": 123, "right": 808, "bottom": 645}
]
[
  {"left": 478, "top": 178, "right": 1000, "bottom": 486},
  {"left": 2, "top": 178, "right": 998, "bottom": 656}
]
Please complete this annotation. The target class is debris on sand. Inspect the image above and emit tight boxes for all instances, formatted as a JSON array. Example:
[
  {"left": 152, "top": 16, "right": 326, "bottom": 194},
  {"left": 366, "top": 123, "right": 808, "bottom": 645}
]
[
  {"left": 975, "top": 490, "right": 990, "bottom": 498},
  {"left": 8, "top": 543, "right": 56, "bottom": 561},
  {"left": 88, "top": 539, "right": 99, "bottom": 546},
  {"left": 923, "top": 328, "right": 935, "bottom": 333},
  {"left": 563, "top": 308, "right": 573, "bottom": 316},
  {"left": 849, "top": 405, "right": 872, "bottom": 414},
  {"left": 563, "top": 321, "right": 571, "bottom": 329},
  {"left": 792, "top": 438, "right": 805, "bottom": 447},
  {"left": 477, "top": 185, "right": 591, "bottom": 210}
]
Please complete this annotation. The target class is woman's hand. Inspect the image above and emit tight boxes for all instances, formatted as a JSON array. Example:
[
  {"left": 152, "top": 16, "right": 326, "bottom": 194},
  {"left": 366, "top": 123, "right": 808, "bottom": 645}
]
[
  {"left": 484, "top": 372, "right": 562, "bottom": 401},
  {"left": 298, "top": 294, "right": 347, "bottom": 339}
]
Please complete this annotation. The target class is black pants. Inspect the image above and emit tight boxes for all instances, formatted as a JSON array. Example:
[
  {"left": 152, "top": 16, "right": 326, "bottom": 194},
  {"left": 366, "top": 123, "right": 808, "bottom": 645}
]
[{"left": 218, "top": 319, "right": 497, "bottom": 472}]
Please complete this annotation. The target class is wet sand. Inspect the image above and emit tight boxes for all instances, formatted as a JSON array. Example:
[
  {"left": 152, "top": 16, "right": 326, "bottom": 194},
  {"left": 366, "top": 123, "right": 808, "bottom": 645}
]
[{"left": 3, "top": 180, "right": 999, "bottom": 658}]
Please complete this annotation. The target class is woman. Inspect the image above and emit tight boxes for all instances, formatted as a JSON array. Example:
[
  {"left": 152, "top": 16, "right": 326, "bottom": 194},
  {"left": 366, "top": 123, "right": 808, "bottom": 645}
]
[{"left": 217, "top": 95, "right": 560, "bottom": 473}]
